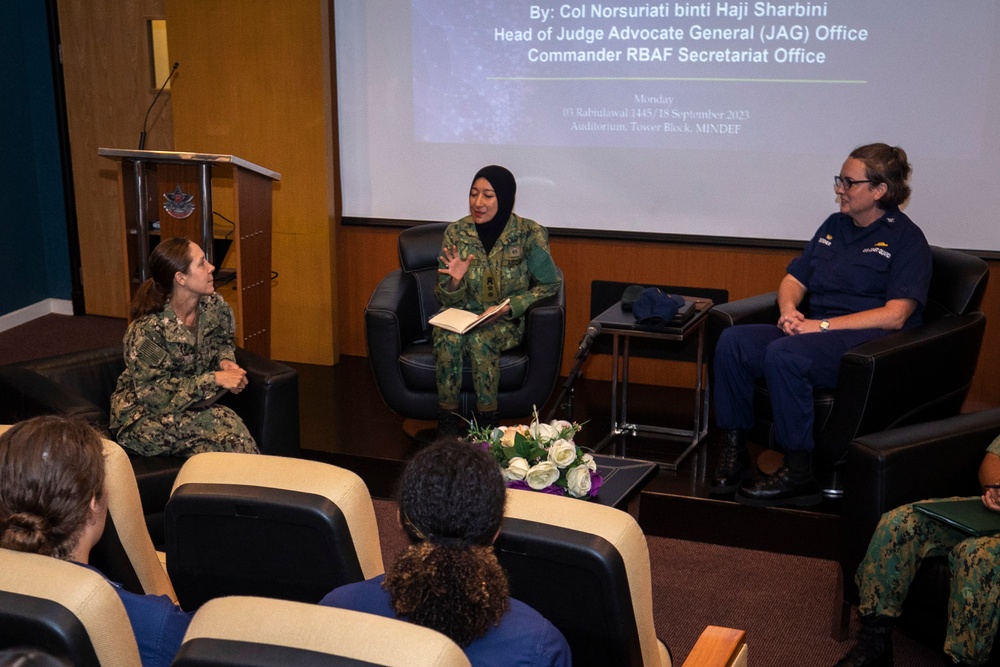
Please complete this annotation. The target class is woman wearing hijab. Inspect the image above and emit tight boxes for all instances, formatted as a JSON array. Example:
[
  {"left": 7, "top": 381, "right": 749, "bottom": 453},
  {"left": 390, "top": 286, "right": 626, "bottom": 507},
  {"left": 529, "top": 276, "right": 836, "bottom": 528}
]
[{"left": 434, "top": 165, "right": 562, "bottom": 434}]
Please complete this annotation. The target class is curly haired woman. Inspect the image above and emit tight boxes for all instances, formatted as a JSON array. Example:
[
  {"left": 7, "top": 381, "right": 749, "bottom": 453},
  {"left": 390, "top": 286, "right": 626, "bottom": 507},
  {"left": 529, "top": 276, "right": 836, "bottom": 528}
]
[{"left": 320, "top": 438, "right": 571, "bottom": 666}]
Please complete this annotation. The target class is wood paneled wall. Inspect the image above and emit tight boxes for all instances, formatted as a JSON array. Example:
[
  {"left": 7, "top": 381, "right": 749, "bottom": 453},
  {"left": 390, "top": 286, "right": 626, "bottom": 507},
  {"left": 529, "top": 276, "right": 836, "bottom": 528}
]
[
  {"left": 58, "top": 0, "right": 172, "bottom": 317},
  {"left": 166, "top": 0, "right": 336, "bottom": 364},
  {"left": 337, "top": 225, "right": 999, "bottom": 409}
]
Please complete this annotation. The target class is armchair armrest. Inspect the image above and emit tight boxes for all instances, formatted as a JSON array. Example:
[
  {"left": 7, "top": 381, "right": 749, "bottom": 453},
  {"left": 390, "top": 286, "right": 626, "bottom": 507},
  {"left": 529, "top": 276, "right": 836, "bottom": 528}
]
[
  {"left": 222, "top": 348, "right": 300, "bottom": 458},
  {"left": 514, "top": 284, "right": 566, "bottom": 415},
  {"left": 840, "top": 409, "right": 1000, "bottom": 604},
  {"left": 708, "top": 292, "right": 779, "bottom": 328},
  {"left": 0, "top": 366, "right": 104, "bottom": 425},
  {"left": 820, "top": 312, "right": 987, "bottom": 463}
]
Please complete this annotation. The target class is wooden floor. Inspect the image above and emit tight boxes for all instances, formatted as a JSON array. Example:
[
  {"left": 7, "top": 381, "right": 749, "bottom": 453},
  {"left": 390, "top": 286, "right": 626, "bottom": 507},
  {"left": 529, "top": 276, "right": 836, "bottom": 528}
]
[{"left": 293, "top": 355, "right": 843, "bottom": 561}]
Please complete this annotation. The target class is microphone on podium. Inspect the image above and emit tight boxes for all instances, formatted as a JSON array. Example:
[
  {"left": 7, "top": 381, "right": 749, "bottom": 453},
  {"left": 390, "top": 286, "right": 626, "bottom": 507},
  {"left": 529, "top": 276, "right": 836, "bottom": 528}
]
[{"left": 138, "top": 62, "right": 180, "bottom": 150}]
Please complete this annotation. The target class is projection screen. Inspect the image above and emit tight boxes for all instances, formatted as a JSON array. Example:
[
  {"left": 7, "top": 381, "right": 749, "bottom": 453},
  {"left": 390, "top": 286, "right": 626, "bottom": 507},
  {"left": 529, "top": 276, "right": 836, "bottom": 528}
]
[{"left": 336, "top": 1, "right": 1000, "bottom": 253}]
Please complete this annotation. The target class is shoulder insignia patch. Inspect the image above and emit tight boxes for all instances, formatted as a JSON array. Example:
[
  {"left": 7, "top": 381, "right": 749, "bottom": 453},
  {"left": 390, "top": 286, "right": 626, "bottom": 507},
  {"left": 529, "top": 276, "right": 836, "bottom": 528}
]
[{"left": 137, "top": 338, "right": 168, "bottom": 367}]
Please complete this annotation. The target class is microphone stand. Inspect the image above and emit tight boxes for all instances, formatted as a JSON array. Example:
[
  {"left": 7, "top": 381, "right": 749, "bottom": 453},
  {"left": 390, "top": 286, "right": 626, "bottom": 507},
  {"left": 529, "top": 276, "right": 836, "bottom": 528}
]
[{"left": 545, "top": 323, "right": 600, "bottom": 422}]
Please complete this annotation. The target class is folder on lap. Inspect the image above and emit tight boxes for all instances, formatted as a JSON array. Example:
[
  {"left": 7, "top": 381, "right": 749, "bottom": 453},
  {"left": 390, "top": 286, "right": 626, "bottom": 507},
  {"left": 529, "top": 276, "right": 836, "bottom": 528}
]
[{"left": 913, "top": 499, "right": 1000, "bottom": 537}]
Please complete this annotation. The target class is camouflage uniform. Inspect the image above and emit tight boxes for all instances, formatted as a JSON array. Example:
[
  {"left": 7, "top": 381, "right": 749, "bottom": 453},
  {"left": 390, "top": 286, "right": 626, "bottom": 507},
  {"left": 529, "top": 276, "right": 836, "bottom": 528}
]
[
  {"left": 855, "top": 436, "right": 1000, "bottom": 665},
  {"left": 433, "top": 214, "right": 561, "bottom": 412},
  {"left": 110, "top": 292, "right": 258, "bottom": 457}
]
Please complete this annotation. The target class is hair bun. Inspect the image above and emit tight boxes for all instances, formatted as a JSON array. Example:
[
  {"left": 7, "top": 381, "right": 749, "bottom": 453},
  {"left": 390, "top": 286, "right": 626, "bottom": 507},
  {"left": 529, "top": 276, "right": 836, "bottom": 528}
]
[{"left": 2, "top": 512, "right": 51, "bottom": 551}]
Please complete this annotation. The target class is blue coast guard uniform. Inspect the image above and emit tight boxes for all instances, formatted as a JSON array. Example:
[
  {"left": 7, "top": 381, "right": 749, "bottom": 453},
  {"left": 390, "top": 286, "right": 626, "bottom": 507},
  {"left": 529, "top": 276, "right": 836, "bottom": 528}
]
[{"left": 713, "top": 207, "right": 931, "bottom": 452}]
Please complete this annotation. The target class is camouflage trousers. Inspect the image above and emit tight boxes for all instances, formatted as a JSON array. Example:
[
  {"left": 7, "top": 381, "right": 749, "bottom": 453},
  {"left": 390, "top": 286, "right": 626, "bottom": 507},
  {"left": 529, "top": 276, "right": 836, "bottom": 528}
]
[
  {"left": 856, "top": 499, "right": 1000, "bottom": 665},
  {"left": 117, "top": 405, "right": 259, "bottom": 457},
  {"left": 433, "top": 318, "right": 521, "bottom": 412}
]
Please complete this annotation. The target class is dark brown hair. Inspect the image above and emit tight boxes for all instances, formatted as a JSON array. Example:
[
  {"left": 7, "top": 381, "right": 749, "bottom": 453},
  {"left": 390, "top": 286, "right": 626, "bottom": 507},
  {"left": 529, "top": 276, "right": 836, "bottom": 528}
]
[
  {"left": 129, "top": 237, "right": 195, "bottom": 320},
  {"left": 0, "top": 416, "right": 106, "bottom": 561},
  {"left": 383, "top": 437, "right": 510, "bottom": 646},
  {"left": 849, "top": 143, "right": 912, "bottom": 210}
]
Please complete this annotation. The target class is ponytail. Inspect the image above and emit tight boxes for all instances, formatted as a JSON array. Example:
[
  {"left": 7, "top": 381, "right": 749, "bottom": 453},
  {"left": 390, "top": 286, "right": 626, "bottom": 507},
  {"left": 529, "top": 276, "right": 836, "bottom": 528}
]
[
  {"left": 130, "top": 278, "right": 169, "bottom": 319},
  {"left": 128, "top": 237, "right": 194, "bottom": 320}
]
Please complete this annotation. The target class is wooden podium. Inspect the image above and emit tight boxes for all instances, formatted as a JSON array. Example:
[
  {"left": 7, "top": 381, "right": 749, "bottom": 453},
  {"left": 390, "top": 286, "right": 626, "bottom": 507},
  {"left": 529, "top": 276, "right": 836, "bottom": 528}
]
[{"left": 99, "top": 149, "right": 280, "bottom": 357}]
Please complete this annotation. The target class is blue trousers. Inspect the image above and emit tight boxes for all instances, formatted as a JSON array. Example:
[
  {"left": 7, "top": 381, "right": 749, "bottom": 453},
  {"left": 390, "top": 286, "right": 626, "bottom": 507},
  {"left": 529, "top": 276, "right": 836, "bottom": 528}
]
[{"left": 712, "top": 324, "right": 886, "bottom": 451}]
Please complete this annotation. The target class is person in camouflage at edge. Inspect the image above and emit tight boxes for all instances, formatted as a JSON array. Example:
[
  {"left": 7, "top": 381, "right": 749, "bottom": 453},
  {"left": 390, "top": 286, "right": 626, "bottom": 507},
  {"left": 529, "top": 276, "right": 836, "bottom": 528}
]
[
  {"left": 110, "top": 237, "right": 258, "bottom": 457},
  {"left": 433, "top": 165, "right": 561, "bottom": 434},
  {"left": 835, "top": 435, "right": 1000, "bottom": 667}
]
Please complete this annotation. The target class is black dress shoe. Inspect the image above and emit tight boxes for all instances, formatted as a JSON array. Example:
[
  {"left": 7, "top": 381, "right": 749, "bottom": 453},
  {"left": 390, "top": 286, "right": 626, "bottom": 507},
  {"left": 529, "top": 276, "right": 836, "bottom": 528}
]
[
  {"left": 710, "top": 429, "right": 750, "bottom": 494},
  {"left": 735, "top": 467, "right": 822, "bottom": 507}
]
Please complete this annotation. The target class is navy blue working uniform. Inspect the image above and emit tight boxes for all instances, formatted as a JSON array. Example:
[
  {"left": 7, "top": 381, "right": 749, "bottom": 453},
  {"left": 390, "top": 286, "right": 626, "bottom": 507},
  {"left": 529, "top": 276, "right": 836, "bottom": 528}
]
[{"left": 713, "top": 206, "right": 931, "bottom": 452}]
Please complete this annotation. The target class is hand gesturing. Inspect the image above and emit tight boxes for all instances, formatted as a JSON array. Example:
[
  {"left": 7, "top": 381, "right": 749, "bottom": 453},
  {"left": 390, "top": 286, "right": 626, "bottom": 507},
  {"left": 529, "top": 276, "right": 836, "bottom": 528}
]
[{"left": 439, "top": 245, "right": 475, "bottom": 286}]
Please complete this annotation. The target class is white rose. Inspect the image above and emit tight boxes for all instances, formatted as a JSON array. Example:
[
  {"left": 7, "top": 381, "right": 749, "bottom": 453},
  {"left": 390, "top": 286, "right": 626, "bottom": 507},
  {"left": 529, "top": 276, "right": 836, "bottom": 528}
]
[
  {"left": 549, "top": 419, "right": 573, "bottom": 433},
  {"left": 525, "top": 461, "right": 559, "bottom": 490},
  {"left": 505, "top": 457, "right": 530, "bottom": 481},
  {"left": 582, "top": 453, "right": 596, "bottom": 472},
  {"left": 566, "top": 464, "right": 592, "bottom": 498},
  {"left": 530, "top": 421, "right": 559, "bottom": 443},
  {"left": 547, "top": 439, "right": 578, "bottom": 469}
]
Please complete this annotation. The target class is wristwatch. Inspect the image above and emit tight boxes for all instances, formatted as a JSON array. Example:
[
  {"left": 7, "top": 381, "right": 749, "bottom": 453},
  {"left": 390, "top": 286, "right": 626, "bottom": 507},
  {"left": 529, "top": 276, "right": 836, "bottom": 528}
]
[{"left": 819, "top": 319, "right": 830, "bottom": 332}]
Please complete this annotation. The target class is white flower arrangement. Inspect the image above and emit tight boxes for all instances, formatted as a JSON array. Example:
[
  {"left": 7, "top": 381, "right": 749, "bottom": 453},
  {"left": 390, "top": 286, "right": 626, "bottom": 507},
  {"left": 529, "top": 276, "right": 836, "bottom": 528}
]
[{"left": 468, "top": 409, "right": 602, "bottom": 499}]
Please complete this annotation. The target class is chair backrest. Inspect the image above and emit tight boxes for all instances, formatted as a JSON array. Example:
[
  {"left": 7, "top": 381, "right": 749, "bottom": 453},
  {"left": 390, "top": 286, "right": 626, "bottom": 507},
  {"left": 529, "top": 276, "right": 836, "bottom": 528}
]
[
  {"left": 165, "top": 453, "right": 384, "bottom": 610},
  {"left": 398, "top": 222, "right": 450, "bottom": 329},
  {"left": 495, "top": 489, "right": 669, "bottom": 667},
  {"left": 173, "top": 596, "right": 472, "bottom": 667},
  {"left": 0, "top": 549, "right": 142, "bottom": 667},
  {"left": 91, "top": 438, "right": 177, "bottom": 601},
  {"left": 924, "top": 245, "right": 989, "bottom": 320},
  {"left": 15, "top": 346, "right": 124, "bottom": 424}
]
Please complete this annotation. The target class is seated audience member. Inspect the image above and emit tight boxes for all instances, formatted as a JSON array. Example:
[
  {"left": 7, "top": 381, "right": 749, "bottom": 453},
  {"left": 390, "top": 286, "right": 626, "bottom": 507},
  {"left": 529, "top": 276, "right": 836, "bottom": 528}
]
[
  {"left": 712, "top": 143, "right": 932, "bottom": 507},
  {"left": 835, "top": 435, "right": 1000, "bottom": 667},
  {"left": 320, "top": 437, "right": 571, "bottom": 667},
  {"left": 0, "top": 416, "right": 192, "bottom": 667},
  {"left": 434, "top": 165, "right": 562, "bottom": 434},
  {"left": 110, "top": 237, "right": 258, "bottom": 457}
]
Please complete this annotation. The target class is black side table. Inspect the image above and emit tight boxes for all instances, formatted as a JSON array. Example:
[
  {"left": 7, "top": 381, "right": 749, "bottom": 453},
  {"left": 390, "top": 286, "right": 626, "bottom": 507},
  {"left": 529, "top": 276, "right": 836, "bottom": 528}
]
[{"left": 591, "top": 298, "right": 713, "bottom": 470}]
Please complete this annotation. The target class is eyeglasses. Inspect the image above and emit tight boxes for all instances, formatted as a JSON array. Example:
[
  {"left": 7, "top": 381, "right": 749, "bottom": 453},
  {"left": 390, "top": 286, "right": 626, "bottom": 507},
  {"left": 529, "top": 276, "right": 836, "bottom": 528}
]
[{"left": 834, "top": 175, "right": 872, "bottom": 190}]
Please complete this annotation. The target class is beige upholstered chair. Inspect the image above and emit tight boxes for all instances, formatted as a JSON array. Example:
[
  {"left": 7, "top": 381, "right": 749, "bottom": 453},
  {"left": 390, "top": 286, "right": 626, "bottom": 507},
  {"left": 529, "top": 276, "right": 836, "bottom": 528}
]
[
  {"left": 165, "top": 452, "right": 383, "bottom": 609},
  {"left": 0, "top": 424, "right": 175, "bottom": 602},
  {"left": 173, "top": 595, "right": 471, "bottom": 666},
  {"left": 96, "top": 437, "right": 177, "bottom": 601},
  {"left": 500, "top": 488, "right": 671, "bottom": 666},
  {"left": 500, "top": 490, "right": 748, "bottom": 667},
  {"left": 0, "top": 548, "right": 142, "bottom": 667}
]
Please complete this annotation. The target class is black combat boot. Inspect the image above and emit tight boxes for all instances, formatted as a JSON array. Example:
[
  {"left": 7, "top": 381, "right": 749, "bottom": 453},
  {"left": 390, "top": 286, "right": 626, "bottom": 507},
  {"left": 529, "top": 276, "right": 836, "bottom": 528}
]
[
  {"left": 473, "top": 409, "right": 499, "bottom": 432},
  {"left": 437, "top": 409, "right": 464, "bottom": 438},
  {"left": 832, "top": 614, "right": 893, "bottom": 667},
  {"left": 709, "top": 429, "right": 750, "bottom": 494},
  {"left": 735, "top": 449, "right": 822, "bottom": 507}
]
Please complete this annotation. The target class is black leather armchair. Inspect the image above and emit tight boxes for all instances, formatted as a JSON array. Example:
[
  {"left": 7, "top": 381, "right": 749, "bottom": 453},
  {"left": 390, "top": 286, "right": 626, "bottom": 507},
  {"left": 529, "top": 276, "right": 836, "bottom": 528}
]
[
  {"left": 707, "top": 246, "right": 989, "bottom": 494},
  {"left": 0, "top": 345, "right": 299, "bottom": 545},
  {"left": 365, "top": 222, "right": 566, "bottom": 421},
  {"left": 839, "top": 409, "right": 1000, "bottom": 663}
]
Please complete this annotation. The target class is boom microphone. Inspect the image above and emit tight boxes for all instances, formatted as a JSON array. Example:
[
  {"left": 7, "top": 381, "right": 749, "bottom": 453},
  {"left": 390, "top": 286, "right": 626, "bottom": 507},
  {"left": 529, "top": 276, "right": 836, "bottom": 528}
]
[
  {"left": 545, "top": 321, "right": 602, "bottom": 422},
  {"left": 575, "top": 322, "right": 601, "bottom": 359},
  {"left": 138, "top": 62, "right": 180, "bottom": 150}
]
